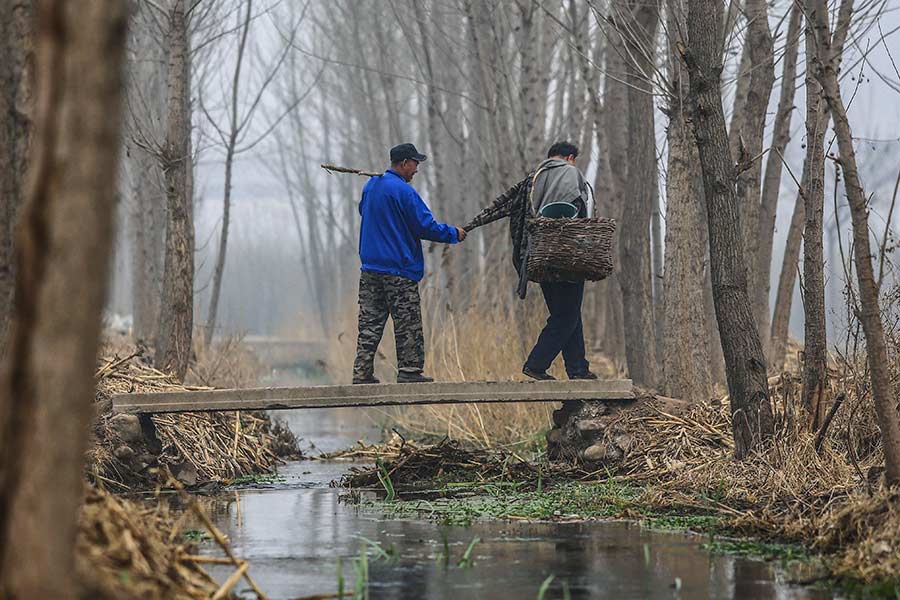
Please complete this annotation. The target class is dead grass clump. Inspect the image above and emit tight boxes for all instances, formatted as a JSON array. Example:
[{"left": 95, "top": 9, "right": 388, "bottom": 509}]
[
  {"left": 597, "top": 371, "right": 896, "bottom": 583},
  {"left": 338, "top": 434, "right": 541, "bottom": 489},
  {"left": 819, "top": 489, "right": 900, "bottom": 582},
  {"left": 89, "top": 346, "right": 299, "bottom": 489},
  {"left": 75, "top": 486, "right": 220, "bottom": 600}
]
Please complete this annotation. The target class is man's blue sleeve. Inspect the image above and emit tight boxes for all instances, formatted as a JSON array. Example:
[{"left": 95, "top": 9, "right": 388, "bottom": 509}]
[{"left": 402, "top": 189, "right": 458, "bottom": 243}]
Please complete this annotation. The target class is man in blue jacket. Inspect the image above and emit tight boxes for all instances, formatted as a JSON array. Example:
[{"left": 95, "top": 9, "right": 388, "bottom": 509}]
[{"left": 352, "top": 143, "right": 466, "bottom": 384}]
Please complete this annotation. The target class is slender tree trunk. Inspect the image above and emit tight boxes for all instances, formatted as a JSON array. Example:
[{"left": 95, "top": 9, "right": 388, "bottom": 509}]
[
  {"left": 806, "top": 0, "right": 900, "bottom": 484},
  {"left": 652, "top": 176, "right": 664, "bottom": 362},
  {"left": 0, "top": 0, "right": 33, "bottom": 350},
  {"left": 736, "top": 0, "right": 775, "bottom": 338},
  {"left": 597, "top": 26, "right": 627, "bottom": 367},
  {"left": 205, "top": 0, "right": 253, "bottom": 347},
  {"left": 754, "top": 3, "right": 802, "bottom": 353},
  {"left": 520, "top": 1, "right": 545, "bottom": 160},
  {"left": 126, "top": 2, "right": 166, "bottom": 344},
  {"left": 801, "top": 18, "right": 828, "bottom": 430},
  {"left": 414, "top": 0, "right": 454, "bottom": 295},
  {"left": 618, "top": 0, "right": 660, "bottom": 388},
  {"left": 727, "top": 36, "right": 752, "bottom": 149},
  {"left": 128, "top": 143, "right": 165, "bottom": 343},
  {"left": 685, "top": 0, "right": 774, "bottom": 457},
  {"left": 0, "top": 2, "right": 127, "bottom": 596},
  {"left": 155, "top": 0, "right": 194, "bottom": 380},
  {"left": 769, "top": 179, "right": 805, "bottom": 371},
  {"left": 663, "top": 0, "right": 712, "bottom": 401},
  {"left": 769, "top": 0, "right": 853, "bottom": 370}
]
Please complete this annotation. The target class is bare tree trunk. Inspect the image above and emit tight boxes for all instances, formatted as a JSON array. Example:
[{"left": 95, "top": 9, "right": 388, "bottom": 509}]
[
  {"left": 652, "top": 172, "right": 664, "bottom": 362},
  {"left": 663, "top": 0, "right": 712, "bottom": 401},
  {"left": 155, "top": 0, "right": 194, "bottom": 380},
  {"left": 618, "top": 0, "right": 660, "bottom": 388},
  {"left": 126, "top": 2, "right": 166, "bottom": 344},
  {"left": 596, "top": 26, "right": 628, "bottom": 366},
  {"left": 753, "top": 3, "right": 802, "bottom": 353},
  {"left": 520, "top": 0, "right": 546, "bottom": 160},
  {"left": 205, "top": 0, "right": 253, "bottom": 347},
  {"left": 0, "top": 2, "right": 127, "bottom": 596},
  {"left": 736, "top": 0, "right": 775, "bottom": 338},
  {"left": 414, "top": 0, "right": 454, "bottom": 295},
  {"left": 769, "top": 0, "right": 853, "bottom": 371},
  {"left": 727, "top": 35, "right": 752, "bottom": 149},
  {"left": 769, "top": 180, "right": 805, "bottom": 371},
  {"left": 685, "top": 0, "right": 774, "bottom": 457},
  {"left": 801, "top": 18, "right": 828, "bottom": 430},
  {"left": 128, "top": 144, "right": 165, "bottom": 342},
  {"left": 0, "top": 0, "right": 33, "bottom": 350},
  {"left": 806, "top": 0, "right": 900, "bottom": 484}
]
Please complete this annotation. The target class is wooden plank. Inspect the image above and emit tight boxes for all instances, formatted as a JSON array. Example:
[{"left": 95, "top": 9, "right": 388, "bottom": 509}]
[{"left": 112, "top": 379, "right": 635, "bottom": 414}]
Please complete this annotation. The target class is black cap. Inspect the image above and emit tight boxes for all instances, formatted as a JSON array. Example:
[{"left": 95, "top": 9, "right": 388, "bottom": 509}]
[{"left": 390, "top": 143, "right": 427, "bottom": 163}]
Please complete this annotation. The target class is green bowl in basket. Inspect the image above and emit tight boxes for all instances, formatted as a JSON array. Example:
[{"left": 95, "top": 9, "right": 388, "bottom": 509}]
[{"left": 538, "top": 202, "right": 578, "bottom": 219}]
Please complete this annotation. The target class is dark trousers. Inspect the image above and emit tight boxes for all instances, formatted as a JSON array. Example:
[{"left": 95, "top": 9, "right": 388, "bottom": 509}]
[
  {"left": 524, "top": 281, "right": 590, "bottom": 376},
  {"left": 353, "top": 271, "right": 425, "bottom": 379}
]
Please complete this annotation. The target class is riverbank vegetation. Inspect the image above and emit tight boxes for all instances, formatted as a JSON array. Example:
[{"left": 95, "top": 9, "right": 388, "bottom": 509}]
[
  {"left": 90, "top": 339, "right": 300, "bottom": 491},
  {"left": 337, "top": 358, "right": 899, "bottom": 592}
]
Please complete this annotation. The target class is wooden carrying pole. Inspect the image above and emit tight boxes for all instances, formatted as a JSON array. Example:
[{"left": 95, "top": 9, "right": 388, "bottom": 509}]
[{"left": 320, "top": 163, "right": 381, "bottom": 177}]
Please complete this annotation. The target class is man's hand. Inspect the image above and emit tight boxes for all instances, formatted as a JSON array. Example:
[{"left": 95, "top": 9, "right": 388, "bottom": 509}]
[{"left": 456, "top": 227, "right": 467, "bottom": 242}]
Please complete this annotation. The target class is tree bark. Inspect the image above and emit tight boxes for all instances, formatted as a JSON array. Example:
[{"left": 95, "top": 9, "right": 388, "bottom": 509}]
[
  {"left": 618, "top": 0, "right": 660, "bottom": 388},
  {"left": 155, "top": 0, "right": 194, "bottom": 380},
  {"left": 0, "top": 0, "right": 33, "bottom": 351},
  {"left": 0, "top": 1, "right": 127, "bottom": 596},
  {"left": 806, "top": 0, "right": 900, "bottom": 484},
  {"left": 736, "top": 0, "right": 775, "bottom": 339},
  {"left": 768, "top": 0, "right": 853, "bottom": 371},
  {"left": 801, "top": 16, "right": 828, "bottom": 431},
  {"left": 663, "top": 0, "right": 712, "bottom": 401},
  {"left": 769, "top": 178, "right": 805, "bottom": 372},
  {"left": 595, "top": 27, "right": 628, "bottom": 367},
  {"left": 753, "top": 3, "right": 802, "bottom": 353},
  {"left": 685, "top": 0, "right": 774, "bottom": 457},
  {"left": 126, "top": 1, "right": 166, "bottom": 345}
]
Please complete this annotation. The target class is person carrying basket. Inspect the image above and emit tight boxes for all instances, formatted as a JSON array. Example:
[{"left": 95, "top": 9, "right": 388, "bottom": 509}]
[{"left": 465, "top": 141, "right": 615, "bottom": 381}]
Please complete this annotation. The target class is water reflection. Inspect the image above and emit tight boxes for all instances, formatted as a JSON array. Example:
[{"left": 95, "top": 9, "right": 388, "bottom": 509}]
[
  {"left": 187, "top": 397, "right": 833, "bottom": 599},
  {"left": 193, "top": 460, "right": 832, "bottom": 600}
]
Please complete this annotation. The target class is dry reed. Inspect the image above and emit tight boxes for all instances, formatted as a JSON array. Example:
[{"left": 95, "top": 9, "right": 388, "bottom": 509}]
[
  {"left": 89, "top": 340, "right": 298, "bottom": 489},
  {"left": 75, "top": 486, "right": 225, "bottom": 599}
]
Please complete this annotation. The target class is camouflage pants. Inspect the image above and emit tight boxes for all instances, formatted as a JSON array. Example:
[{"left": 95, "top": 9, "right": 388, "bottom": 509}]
[{"left": 352, "top": 270, "right": 425, "bottom": 379}]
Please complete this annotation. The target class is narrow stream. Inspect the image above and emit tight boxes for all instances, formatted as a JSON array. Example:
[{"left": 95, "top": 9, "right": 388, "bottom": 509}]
[{"left": 191, "top": 405, "right": 837, "bottom": 599}]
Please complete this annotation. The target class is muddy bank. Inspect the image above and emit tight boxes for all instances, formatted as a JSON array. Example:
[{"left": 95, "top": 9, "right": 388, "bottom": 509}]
[{"left": 88, "top": 346, "right": 300, "bottom": 491}]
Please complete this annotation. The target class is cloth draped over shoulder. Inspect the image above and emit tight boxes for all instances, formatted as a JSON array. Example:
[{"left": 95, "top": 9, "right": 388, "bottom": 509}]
[{"left": 464, "top": 159, "right": 589, "bottom": 275}]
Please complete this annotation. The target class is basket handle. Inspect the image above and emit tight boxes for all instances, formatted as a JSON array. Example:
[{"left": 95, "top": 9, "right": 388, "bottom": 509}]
[
  {"left": 586, "top": 180, "right": 597, "bottom": 217},
  {"left": 528, "top": 165, "right": 552, "bottom": 215}
]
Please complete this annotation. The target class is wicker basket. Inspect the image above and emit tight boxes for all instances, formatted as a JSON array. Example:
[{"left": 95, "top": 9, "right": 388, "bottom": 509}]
[
  {"left": 525, "top": 216, "right": 616, "bottom": 282},
  {"left": 524, "top": 163, "right": 616, "bottom": 282}
]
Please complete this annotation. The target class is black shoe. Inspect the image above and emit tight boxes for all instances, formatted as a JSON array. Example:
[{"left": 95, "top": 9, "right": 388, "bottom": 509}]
[
  {"left": 522, "top": 366, "right": 556, "bottom": 381},
  {"left": 569, "top": 371, "right": 598, "bottom": 380},
  {"left": 352, "top": 376, "right": 380, "bottom": 385},
  {"left": 397, "top": 371, "right": 434, "bottom": 384}
]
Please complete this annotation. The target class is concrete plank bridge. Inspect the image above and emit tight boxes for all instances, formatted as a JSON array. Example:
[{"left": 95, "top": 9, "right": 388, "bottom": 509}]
[{"left": 112, "top": 379, "right": 635, "bottom": 414}]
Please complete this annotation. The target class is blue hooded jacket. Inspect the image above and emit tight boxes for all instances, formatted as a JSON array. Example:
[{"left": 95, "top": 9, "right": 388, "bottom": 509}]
[{"left": 358, "top": 169, "right": 458, "bottom": 281}]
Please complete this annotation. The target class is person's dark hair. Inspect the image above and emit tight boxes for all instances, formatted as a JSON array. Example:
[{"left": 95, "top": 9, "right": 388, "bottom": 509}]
[{"left": 547, "top": 141, "right": 578, "bottom": 159}]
